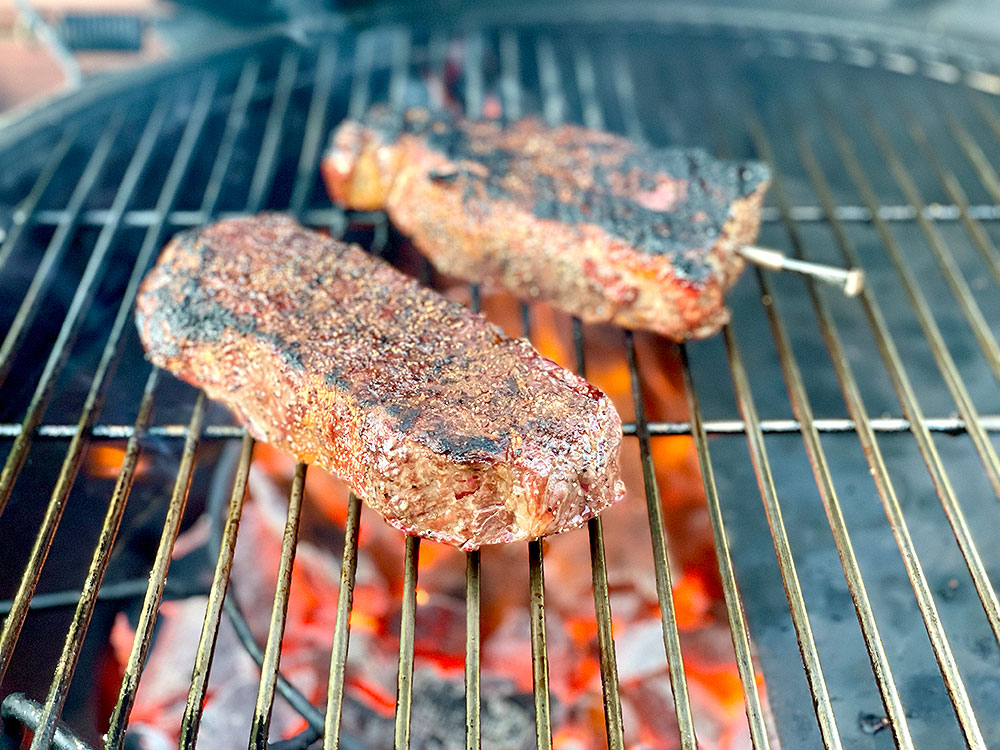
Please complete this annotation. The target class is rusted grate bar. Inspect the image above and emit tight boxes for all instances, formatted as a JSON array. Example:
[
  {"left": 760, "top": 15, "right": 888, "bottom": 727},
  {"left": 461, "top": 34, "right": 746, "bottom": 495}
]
[
  {"left": 394, "top": 535, "right": 421, "bottom": 749},
  {"left": 105, "top": 392, "right": 207, "bottom": 749},
  {"left": 28, "top": 367, "right": 160, "bottom": 750},
  {"left": 179, "top": 433, "right": 254, "bottom": 749},
  {"left": 322, "top": 493, "right": 362, "bottom": 750},
  {"left": 249, "top": 463, "right": 307, "bottom": 749}
]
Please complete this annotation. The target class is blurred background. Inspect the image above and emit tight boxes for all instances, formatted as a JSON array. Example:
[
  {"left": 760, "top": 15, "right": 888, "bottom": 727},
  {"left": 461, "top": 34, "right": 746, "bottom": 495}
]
[{"left": 1, "top": 0, "right": 999, "bottom": 116}]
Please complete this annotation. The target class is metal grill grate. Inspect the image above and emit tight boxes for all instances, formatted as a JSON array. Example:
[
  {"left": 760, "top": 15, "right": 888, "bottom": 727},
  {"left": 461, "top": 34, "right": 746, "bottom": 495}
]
[{"left": 0, "top": 14, "right": 999, "bottom": 750}]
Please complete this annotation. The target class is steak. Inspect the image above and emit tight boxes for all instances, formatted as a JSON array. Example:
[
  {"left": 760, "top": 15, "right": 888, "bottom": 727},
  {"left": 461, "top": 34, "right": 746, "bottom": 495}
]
[
  {"left": 322, "top": 108, "right": 770, "bottom": 341},
  {"left": 135, "top": 214, "right": 625, "bottom": 549}
]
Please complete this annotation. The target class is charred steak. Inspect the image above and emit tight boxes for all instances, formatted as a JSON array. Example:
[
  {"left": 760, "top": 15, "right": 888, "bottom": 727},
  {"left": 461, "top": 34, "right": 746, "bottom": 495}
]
[
  {"left": 322, "top": 108, "right": 770, "bottom": 341},
  {"left": 135, "top": 214, "right": 625, "bottom": 549}
]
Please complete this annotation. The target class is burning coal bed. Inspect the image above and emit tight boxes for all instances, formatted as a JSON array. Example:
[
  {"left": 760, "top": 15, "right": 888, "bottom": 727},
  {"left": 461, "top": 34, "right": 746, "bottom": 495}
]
[{"left": 111, "top": 293, "right": 774, "bottom": 750}]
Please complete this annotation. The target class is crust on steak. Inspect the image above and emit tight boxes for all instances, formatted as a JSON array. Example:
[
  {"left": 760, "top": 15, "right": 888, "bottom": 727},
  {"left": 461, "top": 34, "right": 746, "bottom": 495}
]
[{"left": 135, "top": 214, "right": 625, "bottom": 549}]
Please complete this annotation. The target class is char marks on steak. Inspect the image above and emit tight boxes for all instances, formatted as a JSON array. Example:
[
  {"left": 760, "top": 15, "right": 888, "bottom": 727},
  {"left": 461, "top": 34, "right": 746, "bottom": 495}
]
[
  {"left": 135, "top": 214, "right": 624, "bottom": 549},
  {"left": 322, "top": 108, "right": 770, "bottom": 341}
]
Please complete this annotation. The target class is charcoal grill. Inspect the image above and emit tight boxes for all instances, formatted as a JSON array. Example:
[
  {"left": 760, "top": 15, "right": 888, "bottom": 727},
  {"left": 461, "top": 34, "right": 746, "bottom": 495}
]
[{"left": 1, "top": 5, "right": 1000, "bottom": 749}]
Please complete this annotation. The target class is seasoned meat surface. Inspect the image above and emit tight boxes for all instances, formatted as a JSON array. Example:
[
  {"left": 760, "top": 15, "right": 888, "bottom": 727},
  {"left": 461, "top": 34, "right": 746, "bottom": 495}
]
[
  {"left": 322, "top": 108, "right": 770, "bottom": 341},
  {"left": 135, "top": 214, "right": 624, "bottom": 549}
]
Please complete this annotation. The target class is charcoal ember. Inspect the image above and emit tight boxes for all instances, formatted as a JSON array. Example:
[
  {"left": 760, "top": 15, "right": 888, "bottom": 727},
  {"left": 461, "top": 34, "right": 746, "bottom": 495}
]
[{"left": 339, "top": 670, "right": 537, "bottom": 750}]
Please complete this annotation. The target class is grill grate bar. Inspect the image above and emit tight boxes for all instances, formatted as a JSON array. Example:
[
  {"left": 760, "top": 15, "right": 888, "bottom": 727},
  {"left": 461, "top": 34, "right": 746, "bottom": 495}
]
[
  {"left": 855, "top": 87, "right": 1000, "bottom": 382},
  {"left": 394, "top": 535, "right": 420, "bottom": 750},
  {"left": 105, "top": 392, "right": 207, "bottom": 749},
  {"left": 819, "top": 90, "right": 1000, "bottom": 646},
  {"left": 0, "top": 113, "right": 123, "bottom": 389},
  {"left": 179, "top": 433, "right": 254, "bottom": 749},
  {"left": 248, "top": 49, "right": 300, "bottom": 213},
  {"left": 2, "top": 414, "right": 999, "bottom": 442},
  {"left": 321, "top": 493, "right": 362, "bottom": 750},
  {"left": 904, "top": 97, "right": 1000, "bottom": 284},
  {"left": 746, "top": 109, "right": 917, "bottom": 749},
  {"left": 22, "top": 201, "right": 1000, "bottom": 231},
  {"left": 249, "top": 463, "right": 308, "bottom": 749},
  {"left": 722, "top": 325, "right": 845, "bottom": 749},
  {"left": 527, "top": 540, "right": 553, "bottom": 750},
  {"left": 290, "top": 43, "right": 339, "bottom": 215},
  {"left": 0, "top": 127, "right": 77, "bottom": 271},
  {"left": 679, "top": 345, "right": 771, "bottom": 749},
  {"left": 625, "top": 332, "right": 699, "bottom": 750},
  {"left": 822, "top": 88, "right": 1000, "bottom": 496},
  {"left": 798, "top": 109, "right": 993, "bottom": 748},
  {"left": 464, "top": 550, "right": 482, "bottom": 750},
  {"left": 27, "top": 367, "right": 159, "bottom": 750},
  {"left": 200, "top": 58, "right": 262, "bottom": 216}
]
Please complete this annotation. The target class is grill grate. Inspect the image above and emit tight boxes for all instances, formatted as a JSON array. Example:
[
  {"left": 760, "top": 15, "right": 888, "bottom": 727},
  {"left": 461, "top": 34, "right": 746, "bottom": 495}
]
[{"left": 0, "top": 15, "right": 999, "bottom": 750}]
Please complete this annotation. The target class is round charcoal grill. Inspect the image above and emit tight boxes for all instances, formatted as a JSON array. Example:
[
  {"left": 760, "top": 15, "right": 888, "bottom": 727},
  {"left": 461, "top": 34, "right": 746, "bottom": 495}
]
[{"left": 1, "top": 6, "right": 1000, "bottom": 749}]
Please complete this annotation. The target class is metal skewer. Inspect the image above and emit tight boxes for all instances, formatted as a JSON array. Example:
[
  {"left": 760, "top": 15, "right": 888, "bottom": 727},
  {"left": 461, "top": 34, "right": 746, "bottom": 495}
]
[{"left": 738, "top": 245, "right": 865, "bottom": 296}]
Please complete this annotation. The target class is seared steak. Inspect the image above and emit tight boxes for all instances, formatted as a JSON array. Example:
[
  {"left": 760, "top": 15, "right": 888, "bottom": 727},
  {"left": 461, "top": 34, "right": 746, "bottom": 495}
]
[
  {"left": 322, "top": 108, "right": 770, "bottom": 341},
  {"left": 135, "top": 214, "right": 624, "bottom": 549}
]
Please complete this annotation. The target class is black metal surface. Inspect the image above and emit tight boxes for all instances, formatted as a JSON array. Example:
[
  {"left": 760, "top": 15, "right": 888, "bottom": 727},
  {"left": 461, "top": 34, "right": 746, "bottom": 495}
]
[{"left": 0, "top": 10, "right": 998, "bottom": 750}]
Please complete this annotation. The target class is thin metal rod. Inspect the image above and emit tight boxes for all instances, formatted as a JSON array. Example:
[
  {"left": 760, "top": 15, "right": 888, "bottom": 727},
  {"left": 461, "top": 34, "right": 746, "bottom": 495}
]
[
  {"left": 528, "top": 539, "right": 552, "bottom": 750},
  {"left": 322, "top": 493, "right": 362, "bottom": 750},
  {"left": 855, "top": 87, "right": 1000, "bottom": 381},
  {"left": 737, "top": 245, "right": 864, "bottom": 295},
  {"left": 0, "top": 126, "right": 77, "bottom": 271},
  {"left": 25, "top": 200, "right": 1000, "bottom": 231},
  {"left": 249, "top": 462, "right": 308, "bottom": 750},
  {"left": 3, "top": 413, "right": 998, "bottom": 444},
  {"left": 625, "top": 332, "right": 698, "bottom": 750},
  {"left": 247, "top": 48, "right": 300, "bottom": 213},
  {"left": 819, "top": 88, "right": 1000, "bottom": 502},
  {"left": 679, "top": 344, "right": 770, "bottom": 749},
  {"left": 798, "top": 115, "right": 992, "bottom": 749},
  {"left": 290, "top": 43, "right": 339, "bottom": 215},
  {"left": 28, "top": 367, "right": 159, "bottom": 750},
  {"left": 746, "top": 109, "right": 915, "bottom": 750},
  {"left": 464, "top": 549, "right": 481, "bottom": 750},
  {"left": 394, "top": 535, "right": 420, "bottom": 750},
  {"left": 179, "top": 433, "right": 254, "bottom": 749},
  {"left": 0, "top": 111, "right": 122, "bottom": 388},
  {"left": 723, "top": 325, "right": 844, "bottom": 749},
  {"left": 104, "top": 392, "right": 206, "bottom": 748}
]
